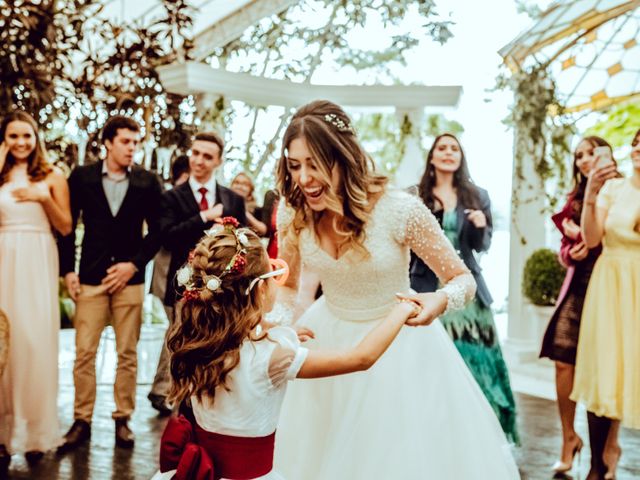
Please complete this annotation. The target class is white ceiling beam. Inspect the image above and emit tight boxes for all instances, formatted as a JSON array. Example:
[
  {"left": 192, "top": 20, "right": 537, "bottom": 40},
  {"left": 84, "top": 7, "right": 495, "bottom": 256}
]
[
  {"left": 158, "top": 62, "right": 462, "bottom": 108},
  {"left": 192, "top": 0, "right": 298, "bottom": 61}
]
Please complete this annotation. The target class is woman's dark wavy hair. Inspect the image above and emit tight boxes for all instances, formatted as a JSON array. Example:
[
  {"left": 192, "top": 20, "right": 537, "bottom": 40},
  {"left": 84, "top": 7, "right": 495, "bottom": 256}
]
[
  {"left": 167, "top": 229, "right": 270, "bottom": 405},
  {"left": 418, "top": 133, "right": 480, "bottom": 211},
  {"left": 0, "top": 111, "right": 51, "bottom": 186}
]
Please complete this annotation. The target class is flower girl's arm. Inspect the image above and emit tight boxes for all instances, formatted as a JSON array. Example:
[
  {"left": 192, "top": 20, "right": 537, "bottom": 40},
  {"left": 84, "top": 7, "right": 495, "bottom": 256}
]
[{"left": 297, "top": 302, "right": 415, "bottom": 379}]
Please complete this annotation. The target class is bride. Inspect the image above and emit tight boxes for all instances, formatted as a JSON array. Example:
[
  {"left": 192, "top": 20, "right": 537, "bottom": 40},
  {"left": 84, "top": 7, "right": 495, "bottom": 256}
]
[{"left": 273, "top": 100, "right": 519, "bottom": 479}]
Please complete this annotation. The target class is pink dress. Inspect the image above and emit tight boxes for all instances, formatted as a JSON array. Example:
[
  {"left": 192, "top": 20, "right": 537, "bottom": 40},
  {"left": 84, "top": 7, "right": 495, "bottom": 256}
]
[{"left": 0, "top": 164, "right": 61, "bottom": 453}]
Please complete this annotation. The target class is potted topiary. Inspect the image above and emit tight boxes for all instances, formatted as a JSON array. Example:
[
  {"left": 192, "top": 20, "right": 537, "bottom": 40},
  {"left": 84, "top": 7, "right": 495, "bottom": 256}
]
[{"left": 522, "top": 248, "right": 566, "bottom": 342}]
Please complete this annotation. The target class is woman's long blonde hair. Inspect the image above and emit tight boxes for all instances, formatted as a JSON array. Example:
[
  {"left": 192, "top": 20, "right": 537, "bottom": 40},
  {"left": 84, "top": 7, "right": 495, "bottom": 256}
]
[
  {"left": 0, "top": 111, "right": 51, "bottom": 186},
  {"left": 276, "top": 100, "right": 387, "bottom": 258},
  {"left": 167, "top": 228, "right": 270, "bottom": 405}
]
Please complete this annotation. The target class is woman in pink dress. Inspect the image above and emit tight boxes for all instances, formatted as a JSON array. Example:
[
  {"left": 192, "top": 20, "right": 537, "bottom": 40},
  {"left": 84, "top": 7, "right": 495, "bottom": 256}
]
[{"left": 0, "top": 111, "right": 71, "bottom": 473}]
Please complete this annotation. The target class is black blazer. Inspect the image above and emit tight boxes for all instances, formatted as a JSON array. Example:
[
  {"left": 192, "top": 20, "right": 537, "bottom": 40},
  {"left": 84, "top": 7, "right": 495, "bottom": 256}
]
[
  {"left": 409, "top": 186, "right": 494, "bottom": 308},
  {"left": 59, "top": 161, "right": 163, "bottom": 285},
  {"left": 161, "top": 181, "right": 247, "bottom": 307}
]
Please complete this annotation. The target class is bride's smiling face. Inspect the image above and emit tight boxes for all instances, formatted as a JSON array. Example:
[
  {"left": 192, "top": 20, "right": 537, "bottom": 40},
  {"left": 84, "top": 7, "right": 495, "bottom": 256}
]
[{"left": 286, "top": 137, "right": 340, "bottom": 212}]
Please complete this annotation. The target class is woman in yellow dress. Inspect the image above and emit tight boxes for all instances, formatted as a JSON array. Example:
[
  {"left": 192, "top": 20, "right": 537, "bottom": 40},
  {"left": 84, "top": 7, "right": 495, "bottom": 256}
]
[{"left": 572, "top": 128, "right": 640, "bottom": 479}]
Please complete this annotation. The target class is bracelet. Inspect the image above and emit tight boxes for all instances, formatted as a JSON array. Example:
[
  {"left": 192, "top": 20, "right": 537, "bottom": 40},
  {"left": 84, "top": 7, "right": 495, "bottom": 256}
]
[{"left": 436, "top": 283, "right": 466, "bottom": 316}]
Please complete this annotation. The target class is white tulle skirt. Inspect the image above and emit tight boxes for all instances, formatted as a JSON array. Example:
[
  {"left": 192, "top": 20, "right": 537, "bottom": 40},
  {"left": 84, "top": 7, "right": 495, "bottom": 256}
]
[{"left": 274, "top": 297, "right": 520, "bottom": 480}]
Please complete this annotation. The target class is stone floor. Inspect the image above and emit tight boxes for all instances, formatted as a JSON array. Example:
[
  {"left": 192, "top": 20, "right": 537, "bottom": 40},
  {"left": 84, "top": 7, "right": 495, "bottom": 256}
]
[{"left": 2, "top": 325, "right": 639, "bottom": 479}]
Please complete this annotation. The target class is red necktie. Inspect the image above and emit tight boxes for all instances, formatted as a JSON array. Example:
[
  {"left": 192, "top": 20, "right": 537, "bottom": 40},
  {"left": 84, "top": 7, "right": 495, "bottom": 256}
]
[{"left": 198, "top": 187, "right": 209, "bottom": 211}]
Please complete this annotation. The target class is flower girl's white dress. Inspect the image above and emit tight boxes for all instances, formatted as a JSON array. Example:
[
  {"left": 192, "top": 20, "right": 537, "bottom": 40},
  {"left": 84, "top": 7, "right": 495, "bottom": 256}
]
[
  {"left": 274, "top": 190, "right": 520, "bottom": 480},
  {"left": 153, "top": 326, "right": 308, "bottom": 480}
]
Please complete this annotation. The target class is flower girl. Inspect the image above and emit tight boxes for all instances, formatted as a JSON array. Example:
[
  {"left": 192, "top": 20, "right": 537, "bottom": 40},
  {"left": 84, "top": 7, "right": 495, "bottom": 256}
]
[{"left": 154, "top": 217, "right": 419, "bottom": 480}]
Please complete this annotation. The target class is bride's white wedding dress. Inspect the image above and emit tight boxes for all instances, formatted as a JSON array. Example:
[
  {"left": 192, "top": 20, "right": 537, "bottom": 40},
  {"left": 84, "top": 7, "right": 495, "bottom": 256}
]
[{"left": 274, "top": 190, "right": 519, "bottom": 480}]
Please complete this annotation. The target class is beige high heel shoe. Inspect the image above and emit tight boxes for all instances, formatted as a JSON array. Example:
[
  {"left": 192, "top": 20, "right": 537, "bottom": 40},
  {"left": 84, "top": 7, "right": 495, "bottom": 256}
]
[{"left": 552, "top": 437, "right": 584, "bottom": 473}]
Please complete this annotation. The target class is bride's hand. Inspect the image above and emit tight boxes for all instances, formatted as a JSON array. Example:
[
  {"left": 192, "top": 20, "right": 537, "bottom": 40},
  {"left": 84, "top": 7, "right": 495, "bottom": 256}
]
[{"left": 400, "top": 292, "right": 447, "bottom": 327}]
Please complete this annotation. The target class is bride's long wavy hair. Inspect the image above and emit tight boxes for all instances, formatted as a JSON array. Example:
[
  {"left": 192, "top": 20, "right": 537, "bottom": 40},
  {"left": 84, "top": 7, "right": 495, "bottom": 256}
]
[
  {"left": 167, "top": 230, "right": 269, "bottom": 405},
  {"left": 276, "top": 100, "right": 387, "bottom": 258}
]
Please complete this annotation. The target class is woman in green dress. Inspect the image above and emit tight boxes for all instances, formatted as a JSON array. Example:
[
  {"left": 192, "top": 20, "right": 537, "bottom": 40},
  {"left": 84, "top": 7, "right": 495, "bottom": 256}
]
[{"left": 409, "top": 133, "right": 519, "bottom": 443}]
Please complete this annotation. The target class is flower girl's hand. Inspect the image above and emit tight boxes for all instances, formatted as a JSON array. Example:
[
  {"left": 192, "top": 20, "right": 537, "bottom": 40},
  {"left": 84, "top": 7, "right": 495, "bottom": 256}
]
[
  {"left": 402, "top": 292, "right": 448, "bottom": 327},
  {"left": 394, "top": 293, "right": 422, "bottom": 321},
  {"left": 294, "top": 325, "right": 315, "bottom": 343}
]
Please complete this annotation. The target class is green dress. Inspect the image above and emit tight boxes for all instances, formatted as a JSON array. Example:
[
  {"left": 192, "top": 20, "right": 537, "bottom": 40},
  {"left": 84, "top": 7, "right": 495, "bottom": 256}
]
[{"left": 439, "top": 210, "right": 520, "bottom": 444}]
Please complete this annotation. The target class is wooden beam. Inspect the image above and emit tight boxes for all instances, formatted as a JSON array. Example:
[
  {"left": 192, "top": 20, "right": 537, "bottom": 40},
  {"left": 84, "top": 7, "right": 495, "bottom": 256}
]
[{"left": 158, "top": 62, "right": 462, "bottom": 108}]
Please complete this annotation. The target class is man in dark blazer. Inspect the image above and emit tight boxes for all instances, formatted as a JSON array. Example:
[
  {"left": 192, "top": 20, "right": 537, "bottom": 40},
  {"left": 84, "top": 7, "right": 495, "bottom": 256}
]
[
  {"left": 58, "top": 116, "right": 163, "bottom": 452},
  {"left": 147, "top": 131, "right": 247, "bottom": 413}
]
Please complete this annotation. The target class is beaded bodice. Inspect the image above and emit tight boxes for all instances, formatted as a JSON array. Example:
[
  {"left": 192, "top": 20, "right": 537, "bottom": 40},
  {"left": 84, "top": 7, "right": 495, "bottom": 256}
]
[{"left": 278, "top": 190, "right": 475, "bottom": 320}]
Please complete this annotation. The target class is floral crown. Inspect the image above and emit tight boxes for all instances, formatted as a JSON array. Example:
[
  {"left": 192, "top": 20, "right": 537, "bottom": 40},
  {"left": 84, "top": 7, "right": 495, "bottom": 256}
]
[
  {"left": 323, "top": 113, "right": 354, "bottom": 133},
  {"left": 176, "top": 216, "right": 252, "bottom": 302}
]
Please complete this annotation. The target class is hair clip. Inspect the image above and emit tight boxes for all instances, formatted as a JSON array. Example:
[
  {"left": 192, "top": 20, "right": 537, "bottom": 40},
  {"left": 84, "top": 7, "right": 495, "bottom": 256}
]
[{"left": 324, "top": 113, "right": 353, "bottom": 133}]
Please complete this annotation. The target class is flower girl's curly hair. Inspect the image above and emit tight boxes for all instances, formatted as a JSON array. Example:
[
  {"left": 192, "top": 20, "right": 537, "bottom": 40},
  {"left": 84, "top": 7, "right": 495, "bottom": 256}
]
[{"left": 167, "top": 228, "right": 270, "bottom": 405}]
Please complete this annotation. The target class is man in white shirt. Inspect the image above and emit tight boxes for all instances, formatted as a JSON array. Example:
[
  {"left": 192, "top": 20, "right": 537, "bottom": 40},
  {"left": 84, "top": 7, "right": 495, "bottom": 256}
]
[{"left": 148, "top": 132, "right": 247, "bottom": 414}]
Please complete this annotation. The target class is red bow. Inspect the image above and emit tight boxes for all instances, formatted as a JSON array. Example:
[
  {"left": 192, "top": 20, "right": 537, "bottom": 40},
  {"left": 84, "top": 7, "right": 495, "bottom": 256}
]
[{"left": 160, "top": 416, "right": 214, "bottom": 480}]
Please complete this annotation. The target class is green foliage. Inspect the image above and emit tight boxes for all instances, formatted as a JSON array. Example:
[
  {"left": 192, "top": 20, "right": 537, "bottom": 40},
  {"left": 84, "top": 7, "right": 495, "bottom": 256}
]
[
  {"left": 522, "top": 248, "right": 565, "bottom": 306},
  {"left": 497, "top": 64, "right": 575, "bottom": 243},
  {"left": 352, "top": 112, "right": 463, "bottom": 176},
  {"left": 210, "top": 0, "right": 455, "bottom": 188},
  {"left": 0, "top": 1, "right": 98, "bottom": 117},
  {"left": 353, "top": 113, "right": 407, "bottom": 176},
  {"left": 515, "top": 0, "right": 543, "bottom": 19},
  {"left": 422, "top": 113, "right": 464, "bottom": 138},
  {"left": 0, "top": 1, "right": 195, "bottom": 168},
  {"left": 584, "top": 101, "right": 640, "bottom": 151}
]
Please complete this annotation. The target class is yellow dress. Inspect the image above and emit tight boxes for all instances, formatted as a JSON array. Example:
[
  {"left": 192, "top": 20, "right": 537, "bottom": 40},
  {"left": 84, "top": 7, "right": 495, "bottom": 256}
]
[{"left": 571, "top": 177, "right": 640, "bottom": 428}]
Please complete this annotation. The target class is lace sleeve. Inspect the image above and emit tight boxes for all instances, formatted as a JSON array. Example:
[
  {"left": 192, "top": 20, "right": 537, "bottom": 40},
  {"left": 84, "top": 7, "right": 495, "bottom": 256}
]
[{"left": 394, "top": 192, "right": 476, "bottom": 314}]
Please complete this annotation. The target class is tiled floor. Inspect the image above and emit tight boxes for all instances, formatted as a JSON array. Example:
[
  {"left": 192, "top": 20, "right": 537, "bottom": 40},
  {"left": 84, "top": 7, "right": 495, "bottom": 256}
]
[{"left": 2, "top": 323, "right": 639, "bottom": 479}]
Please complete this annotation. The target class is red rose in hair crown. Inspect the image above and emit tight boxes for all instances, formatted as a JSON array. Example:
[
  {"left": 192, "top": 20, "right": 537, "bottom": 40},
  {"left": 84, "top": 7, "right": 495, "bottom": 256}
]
[{"left": 219, "top": 216, "right": 240, "bottom": 229}]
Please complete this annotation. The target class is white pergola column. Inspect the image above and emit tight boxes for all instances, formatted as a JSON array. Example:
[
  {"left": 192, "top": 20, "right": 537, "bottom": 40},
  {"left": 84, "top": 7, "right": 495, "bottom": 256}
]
[
  {"left": 394, "top": 108, "right": 425, "bottom": 189},
  {"left": 503, "top": 132, "right": 547, "bottom": 364}
]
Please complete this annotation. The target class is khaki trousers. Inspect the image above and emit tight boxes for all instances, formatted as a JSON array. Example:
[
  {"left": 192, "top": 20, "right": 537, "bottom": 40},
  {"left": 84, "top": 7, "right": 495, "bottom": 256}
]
[
  {"left": 149, "top": 306, "right": 174, "bottom": 398},
  {"left": 73, "top": 284, "right": 144, "bottom": 422}
]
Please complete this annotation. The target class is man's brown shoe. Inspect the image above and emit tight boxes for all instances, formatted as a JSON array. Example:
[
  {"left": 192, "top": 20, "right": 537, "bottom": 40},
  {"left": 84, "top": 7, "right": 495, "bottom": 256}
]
[
  {"left": 115, "top": 419, "right": 135, "bottom": 449},
  {"left": 57, "top": 420, "right": 91, "bottom": 454}
]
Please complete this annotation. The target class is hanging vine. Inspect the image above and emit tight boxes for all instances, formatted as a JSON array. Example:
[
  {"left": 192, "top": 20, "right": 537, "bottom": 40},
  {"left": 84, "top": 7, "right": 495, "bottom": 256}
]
[{"left": 498, "top": 64, "right": 575, "bottom": 244}]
